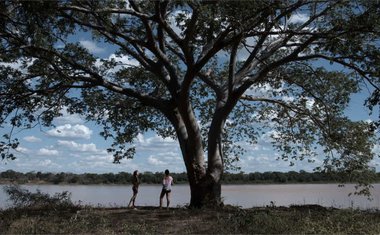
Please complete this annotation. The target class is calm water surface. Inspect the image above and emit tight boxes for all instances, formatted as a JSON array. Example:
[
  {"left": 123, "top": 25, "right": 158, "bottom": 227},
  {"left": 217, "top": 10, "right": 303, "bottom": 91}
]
[{"left": 1, "top": 184, "right": 379, "bottom": 209}]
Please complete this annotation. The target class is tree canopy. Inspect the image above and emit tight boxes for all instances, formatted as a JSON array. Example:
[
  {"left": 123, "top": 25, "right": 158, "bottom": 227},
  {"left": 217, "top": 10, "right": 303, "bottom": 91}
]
[{"left": 1, "top": 0, "right": 380, "bottom": 207}]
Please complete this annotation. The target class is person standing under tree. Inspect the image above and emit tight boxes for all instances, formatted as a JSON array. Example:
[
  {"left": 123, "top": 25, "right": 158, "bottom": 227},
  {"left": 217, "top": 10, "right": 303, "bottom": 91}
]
[
  {"left": 128, "top": 170, "right": 140, "bottom": 209},
  {"left": 160, "top": 169, "right": 174, "bottom": 209}
]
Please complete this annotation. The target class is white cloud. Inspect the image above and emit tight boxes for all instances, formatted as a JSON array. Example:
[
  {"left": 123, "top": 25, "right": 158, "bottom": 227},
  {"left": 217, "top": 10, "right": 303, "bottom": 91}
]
[
  {"left": 23, "top": 136, "right": 42, "bottom": 143},
  {"left": 46, "top": 124, "right": 93, "bottom": 139},
  {"left": 134, "top": 133, "right": 178, "bottom": 151},
  {"left": 79, "top": 40, "right": 105, "bottom": 54},
  {"left": 146, "top": 135, "right": 176, "bottom": 145},
  {"left": 147, "top": 156, "right": 167, "bottom": 166},
  {"left": 146, "top": 151, "right": 182, "bottom": 168},
  {"left": 108, "top": 54, "right": 140, "bottom": 66},
  {"left": 85, "top": 154, "right": 113, "bottom": 162},
  {"left": 38, "top": 148, "right": 59, "bottom": 156},
  {"left": 282, "top": 96, "right": 295, "bottom": 103},
  {"left": 289, "top": 13, "right": 309, "bottom": 24},
  {"left": 135, "top": 133, "right": 146, "bottom": 144},
  {"left": 94, "top": 54, "right": 140, "bottom": 75},
  {"left": 163, "top": 155, "right": 181, "bottom": 161},
  {"left": 15, "top": 146, "right": 29, "bottom": 154},
  {"left": 240, "top": 152, "right": 301, "bottom": 172},
  {"left": 369, "top": 158, "right": 380, "bottom": 172},
  {"left": 67, "top": 157, "right": 140, "bottom": 174},
  {"left": 247, "top": 155, "right": 270, "bottom": 162},
  {"left": 259, "top": 130, "right": 281, "bottom": 144},
  {"left": 39, "top": 159, "right": 55, "bottom": 167},
  {"left": 54, "top": 108, "right": 85, "bottom": 125},
  {"left": 0, "top": 58, "right": 36, "bottom": 72},
  {"left": 57, "top": 140, "right": 99, "bottom": 153},
  {"left": 5, "top": 158, "right": 62, "bottom": 172},
  {"left": 234, "top": 141, "right": 260, "bottom": 152},
  {"left": 306, "top": 98, "right": 315, "bottom": 109},
  {"left": 237, "top": 36, "right": 258, "bottom": 61},
  {"left": 136, "top": 134, "right": 177, "bottom": 146},
  {"left": 372, "top": 144, "right": 380, "bottom": 155},
  {"left": 244, "top": 83, "right": 284, "bottom": 98}
]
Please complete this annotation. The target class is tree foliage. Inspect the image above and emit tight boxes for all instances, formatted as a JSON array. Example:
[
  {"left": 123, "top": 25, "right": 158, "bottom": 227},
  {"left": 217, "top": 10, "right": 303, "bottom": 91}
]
[{"left": 1, "top": 0, "right": 380, "bottom": 206}]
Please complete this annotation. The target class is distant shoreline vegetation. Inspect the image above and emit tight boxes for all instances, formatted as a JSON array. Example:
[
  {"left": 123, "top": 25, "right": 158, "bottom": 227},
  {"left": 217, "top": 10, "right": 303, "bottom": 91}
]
[{"left": 1, "top": 170, "right": 380, "bottom": 185}]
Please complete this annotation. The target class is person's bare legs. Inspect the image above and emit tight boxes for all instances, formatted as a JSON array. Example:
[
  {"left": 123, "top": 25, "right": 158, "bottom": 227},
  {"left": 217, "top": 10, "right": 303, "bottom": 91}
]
[
  {"left": 128, "top": 193, "right": 137, "bottom": 208},
  {"left": 159, "top": 191, "right": 165, "bottom": 209},
  {"left": 166, "top": 192, "right": 171, "bottom": 209}
]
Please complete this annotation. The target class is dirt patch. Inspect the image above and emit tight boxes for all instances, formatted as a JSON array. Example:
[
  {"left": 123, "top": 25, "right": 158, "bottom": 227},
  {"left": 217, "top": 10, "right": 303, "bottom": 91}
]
[{"left": 90, "top": 207, "right": 218, "bottom": 234}]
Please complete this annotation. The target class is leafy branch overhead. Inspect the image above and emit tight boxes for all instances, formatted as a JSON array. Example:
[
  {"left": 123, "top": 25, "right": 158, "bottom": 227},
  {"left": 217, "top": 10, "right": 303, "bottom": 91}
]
[{"left": 1, "top": 0, "right": 379, "bottom": 206}]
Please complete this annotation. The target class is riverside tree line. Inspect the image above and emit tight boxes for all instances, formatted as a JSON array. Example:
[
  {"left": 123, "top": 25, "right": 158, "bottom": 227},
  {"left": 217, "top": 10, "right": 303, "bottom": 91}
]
[{"left": 1, "top": 170, "right": 379, "bottom": 185}]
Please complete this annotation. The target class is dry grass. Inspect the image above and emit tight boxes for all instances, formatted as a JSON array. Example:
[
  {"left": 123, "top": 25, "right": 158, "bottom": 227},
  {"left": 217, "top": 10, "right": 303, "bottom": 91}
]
[{"left": 1, "top": 205, "right": 380, "bottom": 234}]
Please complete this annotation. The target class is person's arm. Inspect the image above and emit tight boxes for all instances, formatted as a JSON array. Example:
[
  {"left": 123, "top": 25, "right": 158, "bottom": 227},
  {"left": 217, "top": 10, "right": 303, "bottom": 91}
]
[
  {"left": 171, "top": 176, "right": 174, "bottom": 185},
  {"left": 136, "top": 177, "right": 140, "bottom": 186},
  {"left": 132, "top": 177, "right": 138, "bottom": 187}
]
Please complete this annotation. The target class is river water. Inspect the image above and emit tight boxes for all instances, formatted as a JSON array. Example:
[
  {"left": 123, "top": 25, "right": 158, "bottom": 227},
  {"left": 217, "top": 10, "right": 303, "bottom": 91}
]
[{"left": 1, "top": 184, "right": 379, "bottom": 209}]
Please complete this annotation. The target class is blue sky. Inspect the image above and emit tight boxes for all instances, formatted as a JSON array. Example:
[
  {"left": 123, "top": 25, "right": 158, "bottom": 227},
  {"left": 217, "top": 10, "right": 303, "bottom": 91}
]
[{"left": 1, "top": 13, "right": 380, "bottom": 174}]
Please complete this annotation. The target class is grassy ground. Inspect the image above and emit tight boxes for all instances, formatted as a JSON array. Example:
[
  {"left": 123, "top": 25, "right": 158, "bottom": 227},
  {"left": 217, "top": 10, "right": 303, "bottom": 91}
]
[{"left": 1, "top": 204, "right": 380, "bottom": 234}]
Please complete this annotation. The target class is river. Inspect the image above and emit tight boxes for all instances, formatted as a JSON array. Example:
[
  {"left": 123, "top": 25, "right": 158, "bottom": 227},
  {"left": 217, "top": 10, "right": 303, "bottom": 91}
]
[{"left": 1, "top": 184, "right": 379, "bottom": 209}]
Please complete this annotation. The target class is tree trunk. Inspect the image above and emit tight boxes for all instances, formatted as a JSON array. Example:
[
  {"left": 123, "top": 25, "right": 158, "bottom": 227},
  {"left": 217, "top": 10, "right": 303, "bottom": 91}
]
[
  {"left": 172, "top": 119, "right": 223, "bottom": 207},
  {"left": 186, "top": 112, "right": 225, "bottom": 208},
  {"left": 190, "top": 103, "right": 227, "bottom": 208},
  {"left": 180, "top": 142, "right": 223, "bottom": 208},
  {"left": 169, "top": 104, "right": 225, "bottom": 208},
  {"left": 188, "top": 173, "right": 222, "bottom": 208}
]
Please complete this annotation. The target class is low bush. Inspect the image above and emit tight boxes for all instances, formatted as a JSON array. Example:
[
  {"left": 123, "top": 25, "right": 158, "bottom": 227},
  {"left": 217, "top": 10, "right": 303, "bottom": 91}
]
[{"left": 3, "top": 184, "right": 75, "bottom": 210}]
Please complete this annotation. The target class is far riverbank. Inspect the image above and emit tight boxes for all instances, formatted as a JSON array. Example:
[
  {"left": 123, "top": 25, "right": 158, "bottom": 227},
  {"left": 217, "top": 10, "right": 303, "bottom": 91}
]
[{"left": 2, "top": 169, "right": 380, "bottom": 185}]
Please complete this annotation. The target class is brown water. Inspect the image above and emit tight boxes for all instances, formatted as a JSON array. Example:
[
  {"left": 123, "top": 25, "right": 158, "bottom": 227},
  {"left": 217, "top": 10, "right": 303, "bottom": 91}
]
[{"left": 1, "top": 184, "right": 379, "bottom": 209}]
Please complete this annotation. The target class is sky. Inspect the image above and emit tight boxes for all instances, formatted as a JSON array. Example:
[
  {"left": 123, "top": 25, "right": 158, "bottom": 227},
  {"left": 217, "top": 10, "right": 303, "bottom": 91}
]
[{"left": 1, "top": 10, "right": 380, "bottom": 175}]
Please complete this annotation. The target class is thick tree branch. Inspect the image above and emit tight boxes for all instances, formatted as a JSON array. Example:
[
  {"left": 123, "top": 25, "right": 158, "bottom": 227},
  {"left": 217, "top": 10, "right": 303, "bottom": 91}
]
[
  {"left": 228, "top": 37, "right": 241, "bottom": 96},
  {"left": 155, "top": 1, "right": 183, "bottom": 47},
  {"left": 60, "top": 5, "right": 152, "bottom": 19}
]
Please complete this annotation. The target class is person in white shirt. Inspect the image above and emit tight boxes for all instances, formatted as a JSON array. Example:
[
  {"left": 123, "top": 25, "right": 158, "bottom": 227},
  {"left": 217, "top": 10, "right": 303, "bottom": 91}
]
[{"left": 159, "top": 169, "right": 174, "bottom": 209}]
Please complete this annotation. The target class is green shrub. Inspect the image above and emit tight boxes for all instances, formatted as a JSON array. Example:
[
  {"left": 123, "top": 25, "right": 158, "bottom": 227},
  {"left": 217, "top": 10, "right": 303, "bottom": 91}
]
[{"left": 3, "top": 184, "right": 74, "bottom": 210}]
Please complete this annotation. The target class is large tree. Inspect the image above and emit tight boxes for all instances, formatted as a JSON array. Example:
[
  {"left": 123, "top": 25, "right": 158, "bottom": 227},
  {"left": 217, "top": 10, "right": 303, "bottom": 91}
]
[{"left": 1, "top": 0, "right": 379, "bottom": 207}]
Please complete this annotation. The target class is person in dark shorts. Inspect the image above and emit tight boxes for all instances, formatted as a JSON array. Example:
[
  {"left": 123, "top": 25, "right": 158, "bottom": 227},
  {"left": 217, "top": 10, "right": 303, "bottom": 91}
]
[
  {"left": 159, "top": 169, "right": 174, "bottom": 209},
  {"left": 128, "top": 170, "right": 140, "bottom": 208}
]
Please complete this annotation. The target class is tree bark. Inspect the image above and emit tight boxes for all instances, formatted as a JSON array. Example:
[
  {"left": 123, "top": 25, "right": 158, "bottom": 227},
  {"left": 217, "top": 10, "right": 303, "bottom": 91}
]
[
  {"left": 169, "top": 106, "right": 224, "bottom": 208},
  {"left": 188, "top": 172, "right": 222, "bottom": 208},
  {"left": 179, "top": 139, "right": 223, "bottom": 208}
]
